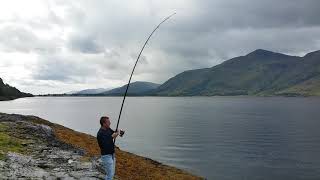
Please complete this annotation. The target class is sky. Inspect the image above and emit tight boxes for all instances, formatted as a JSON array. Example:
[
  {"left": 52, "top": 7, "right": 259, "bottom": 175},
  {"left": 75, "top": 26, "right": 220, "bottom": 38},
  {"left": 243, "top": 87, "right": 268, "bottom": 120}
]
[{"left": 0, "top": 0, "right": 320, "bottom": 94}]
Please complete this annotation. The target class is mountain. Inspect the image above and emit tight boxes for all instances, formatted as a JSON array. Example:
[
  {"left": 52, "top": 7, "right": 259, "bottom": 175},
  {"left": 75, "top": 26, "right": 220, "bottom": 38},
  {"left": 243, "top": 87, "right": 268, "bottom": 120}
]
[
  {"left": 69, "top": 88, "right": 110, "bottom": 95},
  {"left": 100, "top": 81, "right": 160, "bottom": 96},
  {"left": 0, "top": 78, "right": 33, "bottom": 100},
  {"left": 153, "top": 49, "right": 320, "bottom": 96},
  {"left": 65, "top": 90, "right": 79, "bottom": 95}
]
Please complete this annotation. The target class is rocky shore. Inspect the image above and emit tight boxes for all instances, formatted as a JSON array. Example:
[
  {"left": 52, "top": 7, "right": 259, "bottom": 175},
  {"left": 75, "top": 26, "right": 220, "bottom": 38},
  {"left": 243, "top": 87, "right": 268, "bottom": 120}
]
[{"left": 0, "top": 113, "right": 203, "bottom": 179}]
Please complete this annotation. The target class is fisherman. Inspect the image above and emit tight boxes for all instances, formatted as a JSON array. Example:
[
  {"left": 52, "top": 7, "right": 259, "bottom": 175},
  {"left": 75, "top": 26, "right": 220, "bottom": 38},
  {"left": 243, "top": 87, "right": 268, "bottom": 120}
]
[
  {"left": 97, "top": 116, "right": 124, "bottom": 180},
  {"left": 97, "top": 13, "right": 174, "bottom": 180}
]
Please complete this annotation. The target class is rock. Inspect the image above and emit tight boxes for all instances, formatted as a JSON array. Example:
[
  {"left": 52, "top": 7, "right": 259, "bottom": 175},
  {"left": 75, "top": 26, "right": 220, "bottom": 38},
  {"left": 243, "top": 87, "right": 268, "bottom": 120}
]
[
  {"left": 0, "top": 160, "right": 5, "bottom": 167},
  {"left": 0, "top": 114, "right": 106, "bottom": 179},
  {"left": 2, "top": 153, "right": 51, "bottom": 179},
  {"left": 1, "top": 150, "right": 105, "bottom": 179}
]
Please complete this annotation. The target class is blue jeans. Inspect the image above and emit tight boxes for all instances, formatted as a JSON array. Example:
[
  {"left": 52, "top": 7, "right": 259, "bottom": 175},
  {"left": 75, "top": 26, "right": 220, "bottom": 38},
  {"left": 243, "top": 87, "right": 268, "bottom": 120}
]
[{"left": 101, "top": 154, "right": 116, "bottom": 180}]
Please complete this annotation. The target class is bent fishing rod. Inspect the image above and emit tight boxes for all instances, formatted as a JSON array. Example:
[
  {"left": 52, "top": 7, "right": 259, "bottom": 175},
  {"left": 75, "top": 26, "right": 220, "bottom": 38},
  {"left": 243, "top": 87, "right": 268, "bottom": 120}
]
[{"left": 114, "top": 13, "right": 176, "bottom": 143}]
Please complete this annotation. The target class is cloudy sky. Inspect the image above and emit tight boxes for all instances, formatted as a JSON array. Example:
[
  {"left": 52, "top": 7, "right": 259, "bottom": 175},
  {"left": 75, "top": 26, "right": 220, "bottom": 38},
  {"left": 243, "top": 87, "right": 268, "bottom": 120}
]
[{"left": 1, "top": 0, "right": 320, "bottom": 94}]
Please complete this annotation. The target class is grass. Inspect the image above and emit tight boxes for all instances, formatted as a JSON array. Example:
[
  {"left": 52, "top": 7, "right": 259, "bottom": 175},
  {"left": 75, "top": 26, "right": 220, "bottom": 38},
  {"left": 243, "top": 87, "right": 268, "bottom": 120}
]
[{"left": 0, "top": 123, "right": 24, "bottom": 160}]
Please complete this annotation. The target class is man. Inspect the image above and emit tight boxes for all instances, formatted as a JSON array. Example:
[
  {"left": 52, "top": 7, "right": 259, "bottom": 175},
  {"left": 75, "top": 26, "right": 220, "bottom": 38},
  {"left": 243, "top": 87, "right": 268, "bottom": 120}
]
[{"left": 97, "top": 116, "right": 124, "bottom": 180}]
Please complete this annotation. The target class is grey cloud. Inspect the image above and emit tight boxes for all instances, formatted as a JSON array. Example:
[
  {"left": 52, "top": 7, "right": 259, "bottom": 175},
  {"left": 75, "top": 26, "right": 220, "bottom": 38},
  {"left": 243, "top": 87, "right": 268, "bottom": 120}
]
[
  {"left": 68, "top": 35, "right": 104, "bottom": 54},
  {"left": 0, "top": 26, "right": 60, "bottom": 53},
  {"left": 149, "top": 0, "right": 320, "bottom": 66},
  {"left": 192, "top": 0, "right": 320, "bottom": 30},
  {"left": 32, "top": 55, "right": 96, "bottom": 82},
  {"left": 130, "top": 54, "right": 148, "bottom": 65},
  {"left": 32, "top": 50, "right": 135, "bottom": 84},
  {"left": 33, "top": 0, "right": 320, "bottom": 77},
  {"left": 2, "top": 0, "right": 320, "bottom": 94}
]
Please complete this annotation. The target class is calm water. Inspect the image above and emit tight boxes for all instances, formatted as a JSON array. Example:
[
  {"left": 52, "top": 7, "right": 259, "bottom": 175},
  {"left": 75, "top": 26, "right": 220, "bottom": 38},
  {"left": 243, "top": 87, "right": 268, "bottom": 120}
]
[{"left": 0, "top": 96, "right": 320, "bottom": 179}]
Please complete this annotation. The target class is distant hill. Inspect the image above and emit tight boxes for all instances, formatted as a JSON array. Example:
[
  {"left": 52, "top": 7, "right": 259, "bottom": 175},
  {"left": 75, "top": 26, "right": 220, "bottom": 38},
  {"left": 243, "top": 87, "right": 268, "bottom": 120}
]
[
  {"left": 100, "top": 81, "right": 160, "bottom": 96},
  {"left": 0, "top": 78, "right": 33, "bottom": 100},
  {"left": 153, "top": 49, "right": 320, "bottom": 96},
  {"left": 69, "top": 88, "right": 110, "bottom": 95}
]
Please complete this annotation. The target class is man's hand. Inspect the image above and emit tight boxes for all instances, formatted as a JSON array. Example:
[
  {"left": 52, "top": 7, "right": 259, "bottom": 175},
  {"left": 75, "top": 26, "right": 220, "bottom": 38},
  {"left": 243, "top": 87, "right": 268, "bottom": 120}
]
[
  {"left": 112, "top": 129, "right": 125, "bottom": 138},
  {"left": 112, "top": 130, "right": 120, "bottom": 139}
]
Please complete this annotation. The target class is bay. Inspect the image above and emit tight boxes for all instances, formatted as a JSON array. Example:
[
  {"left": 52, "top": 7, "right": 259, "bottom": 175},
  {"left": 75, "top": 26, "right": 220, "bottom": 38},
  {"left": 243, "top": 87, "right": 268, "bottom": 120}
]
[{"left": 0, "top": 96, "right": 320, "bottom": 179}]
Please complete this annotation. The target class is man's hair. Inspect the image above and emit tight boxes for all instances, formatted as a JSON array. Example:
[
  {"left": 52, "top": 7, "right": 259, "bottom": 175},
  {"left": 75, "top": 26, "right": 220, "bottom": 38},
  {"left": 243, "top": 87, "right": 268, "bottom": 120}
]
[{"left": 100, "top": 116, "right": 109, "bottom": 126}]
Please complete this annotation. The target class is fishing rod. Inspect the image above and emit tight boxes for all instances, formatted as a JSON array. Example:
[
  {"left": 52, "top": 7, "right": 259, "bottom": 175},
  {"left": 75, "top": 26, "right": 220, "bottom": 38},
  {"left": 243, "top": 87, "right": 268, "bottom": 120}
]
[{"left": 114, "top": 13, "right": 176, "bottom": 143}]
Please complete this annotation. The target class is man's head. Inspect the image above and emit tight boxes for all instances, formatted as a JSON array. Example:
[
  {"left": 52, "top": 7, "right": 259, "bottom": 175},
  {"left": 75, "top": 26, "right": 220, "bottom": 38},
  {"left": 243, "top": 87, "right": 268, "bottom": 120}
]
[{"left": 100, "top": 116, "right": 110, "bottom": 128}]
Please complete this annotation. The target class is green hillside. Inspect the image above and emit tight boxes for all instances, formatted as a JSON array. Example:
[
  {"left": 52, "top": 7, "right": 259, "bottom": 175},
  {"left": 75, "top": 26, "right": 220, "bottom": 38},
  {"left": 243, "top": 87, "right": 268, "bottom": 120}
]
[
  {"left": 100, "top": 81, "right": 160, "bottom": 96},
  {"left": 0, "top": 78, "right": 33, "bottom": 100},
  {"left": 153, "top": 49, "right": 320, "bottom": 96}
]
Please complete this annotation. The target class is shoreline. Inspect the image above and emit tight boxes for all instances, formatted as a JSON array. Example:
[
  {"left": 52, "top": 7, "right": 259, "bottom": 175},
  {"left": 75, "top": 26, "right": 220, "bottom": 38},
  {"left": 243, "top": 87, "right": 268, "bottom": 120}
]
[
  {"left": 19, "top": 95, "right": 320, "bottom": 100},
  {"left": 0, "top": 112, "right": 203, "bottom": 179}
]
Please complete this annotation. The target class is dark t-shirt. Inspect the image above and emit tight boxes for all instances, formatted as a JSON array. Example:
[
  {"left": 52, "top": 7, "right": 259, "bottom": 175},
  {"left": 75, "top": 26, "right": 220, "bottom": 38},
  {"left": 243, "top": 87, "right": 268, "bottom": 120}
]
[{"left": 97, "top": 127, "right": 115, "bottom": 155}]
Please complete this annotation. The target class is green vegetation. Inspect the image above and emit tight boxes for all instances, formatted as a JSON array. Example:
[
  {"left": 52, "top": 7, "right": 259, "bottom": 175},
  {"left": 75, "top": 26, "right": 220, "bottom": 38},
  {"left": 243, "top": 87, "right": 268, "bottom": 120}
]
[
  {"left": 0, "top": 78, "right": 33, "bottom": 101},
  {"left": 154, "top": 49, "right": 320, "bottom": 96},
  {"left": 99, "top": 81, "right": 160, "bottom": 96},
  {"left": 0, "top": 123, "right": 24, "bottom": 160}
]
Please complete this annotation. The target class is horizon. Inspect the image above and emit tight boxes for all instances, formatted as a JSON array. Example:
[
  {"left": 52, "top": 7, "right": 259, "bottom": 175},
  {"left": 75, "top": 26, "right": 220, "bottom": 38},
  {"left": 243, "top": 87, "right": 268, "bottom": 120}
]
[{"left": 1, "top": 0, "right": 320, "bottom": 94}]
